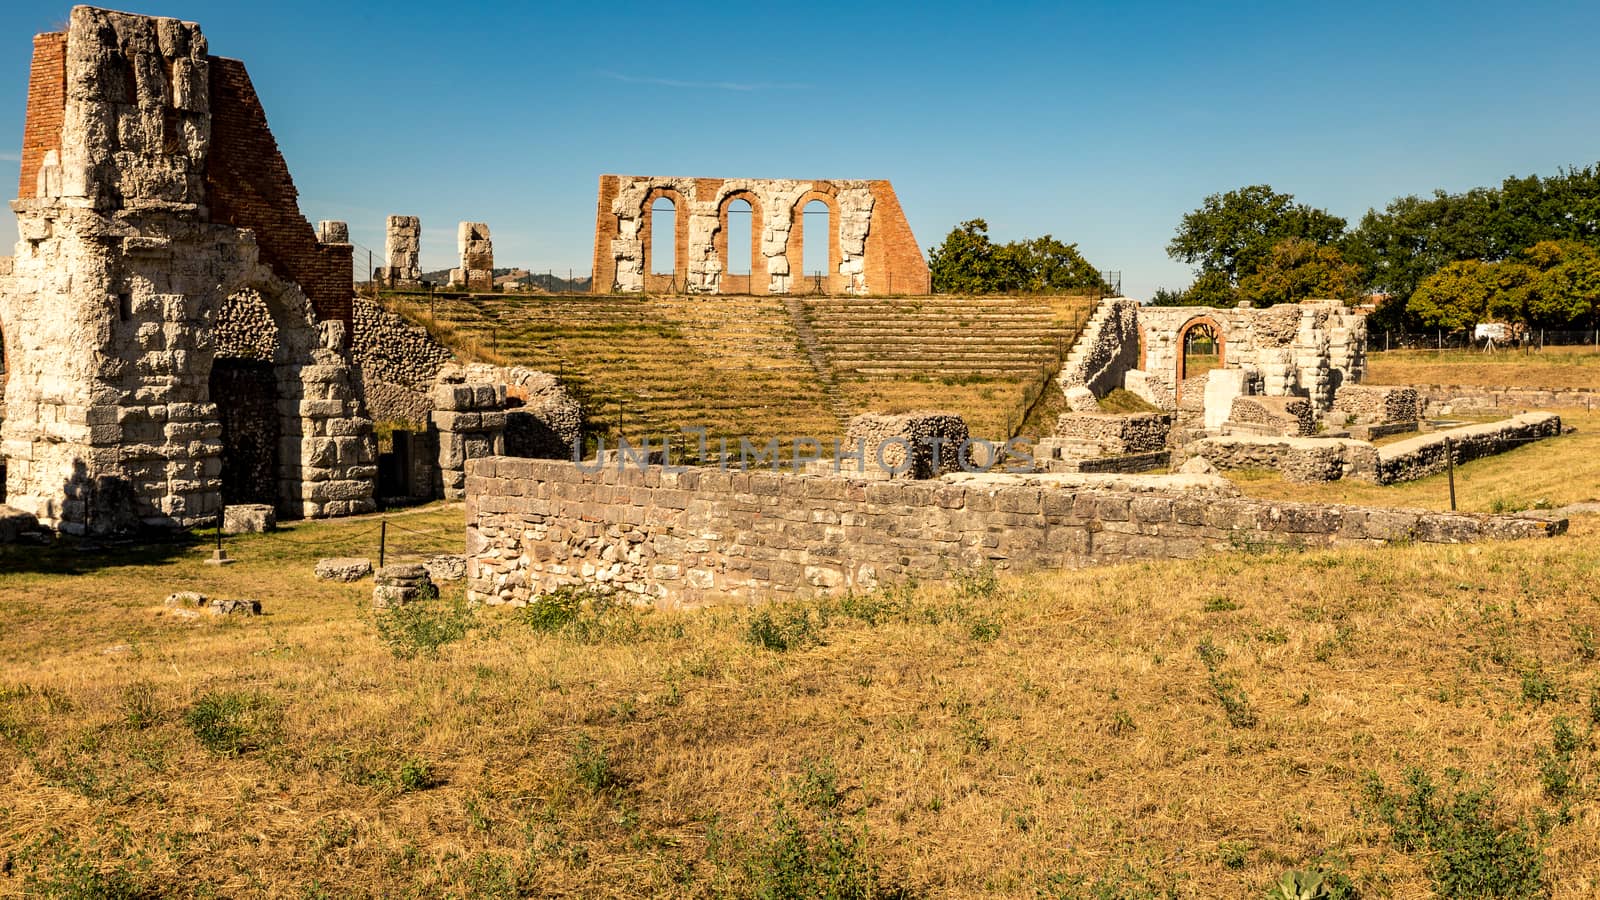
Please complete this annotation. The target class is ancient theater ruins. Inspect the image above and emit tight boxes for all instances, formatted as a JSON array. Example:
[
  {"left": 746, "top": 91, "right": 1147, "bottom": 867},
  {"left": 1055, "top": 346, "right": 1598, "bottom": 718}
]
[
  {"left": 0, "top": 7, "right": 376, "bottom": 534},
  {"left": 591, "top": 175, "right": 930, "bottom": 295}
]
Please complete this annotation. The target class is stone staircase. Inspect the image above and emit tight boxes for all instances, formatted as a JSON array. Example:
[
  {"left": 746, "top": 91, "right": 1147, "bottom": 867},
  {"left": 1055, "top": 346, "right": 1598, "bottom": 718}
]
[{"left": 799, "top": 296, "right": 1084, "bottom": 378}]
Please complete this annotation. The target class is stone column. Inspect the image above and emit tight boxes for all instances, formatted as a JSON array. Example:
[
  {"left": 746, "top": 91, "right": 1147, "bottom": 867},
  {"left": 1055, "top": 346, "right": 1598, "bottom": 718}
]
[
  {"left": 431, "top": 380, "right": 506, "bottom": 499},
  {"left": 379, "top": 216, "right": 421, "bottom": 287},
  {"left": 455, "top": 222, "right": 493, "bottom": 292}
]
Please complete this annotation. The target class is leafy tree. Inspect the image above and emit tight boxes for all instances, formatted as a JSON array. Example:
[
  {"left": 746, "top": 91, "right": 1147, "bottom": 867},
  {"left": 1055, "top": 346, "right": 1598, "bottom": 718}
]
[
  {"left": 928, "top": 220, "right": 1104, "bottom": 294},
  {"left": 1407, "top": 260, "right": 1494, "bottom": 331},
  {"left": 1236, "top": 237, "right": 1362, "bottom": 306},
  {"left": 1166, "top": 185, "right": 1346, "bottom": 301},
  {"left": 1524, "top": 240, "right": 1600, "bottom": 327},
  {"left": 1347, "top": 164, "right": 1600, "bottom": 313},
  {"left": 928, "top": 219, "right": 1006, "bottom": 294}
]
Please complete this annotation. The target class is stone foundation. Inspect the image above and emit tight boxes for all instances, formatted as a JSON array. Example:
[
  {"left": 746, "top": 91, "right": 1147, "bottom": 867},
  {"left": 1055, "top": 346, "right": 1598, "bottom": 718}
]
[{"left": 464, "top": 458, "right": 1565, "bottom": 609}]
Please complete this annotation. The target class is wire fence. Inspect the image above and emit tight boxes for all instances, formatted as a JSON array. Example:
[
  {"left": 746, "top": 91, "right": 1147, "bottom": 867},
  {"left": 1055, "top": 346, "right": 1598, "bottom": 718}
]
[{"left": 1373, "top": 329, "right": 1600, "bottom": 352}]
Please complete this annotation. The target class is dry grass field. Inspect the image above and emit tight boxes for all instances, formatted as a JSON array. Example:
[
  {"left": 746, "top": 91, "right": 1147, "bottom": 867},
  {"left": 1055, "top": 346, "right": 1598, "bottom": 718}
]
[
  {"left": 1365, "top": 347, "right": 1600, "bottom": 391},
  {"left": 3, "top": 498, "right": 1600, "bottom": 896}
]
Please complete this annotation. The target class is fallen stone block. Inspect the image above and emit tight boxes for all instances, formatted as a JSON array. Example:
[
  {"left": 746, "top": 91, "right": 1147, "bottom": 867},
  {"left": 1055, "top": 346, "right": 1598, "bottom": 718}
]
[
  {"left": 223, "top": 504, "right": 276, "bottom": 534},
  {"left": 209, "top": 598, "right": 262, "bottom": 616},
  {"left": 164, "top": 591, "right": 207, "bottom": 607},
  {"left": 315, "top": 557, "right": 373, "bottom": 582},
  {"left": 374, "top": 563, "right": 433, "bottom": 608},
  {"left": 424, "top": 554, "right": 466, "bottom": 582}
]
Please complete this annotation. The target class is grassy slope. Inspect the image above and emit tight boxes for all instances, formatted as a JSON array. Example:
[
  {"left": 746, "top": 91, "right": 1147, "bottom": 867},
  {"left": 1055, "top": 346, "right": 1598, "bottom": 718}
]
[
  {"left": 3, "top": 502, "right": 1600, "bottom": 896},
  {"left": 1366, "top": 347, "right": 1600, "bottom": 390}
]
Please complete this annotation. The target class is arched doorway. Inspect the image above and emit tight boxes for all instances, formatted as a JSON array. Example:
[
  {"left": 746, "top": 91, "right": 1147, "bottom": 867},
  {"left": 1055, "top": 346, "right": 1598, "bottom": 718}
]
[
  {"left": 794, "top": 193, "right": 838, "bottom": 295},
  {"left": 1178, "top": 318, "right": 1224, "bottom": 382},
  {"left": 715, "top": 191, "right": 763, "bottom": 294},
  {"left": 641, "top": 188, "right": 684, "bottom": 293}
]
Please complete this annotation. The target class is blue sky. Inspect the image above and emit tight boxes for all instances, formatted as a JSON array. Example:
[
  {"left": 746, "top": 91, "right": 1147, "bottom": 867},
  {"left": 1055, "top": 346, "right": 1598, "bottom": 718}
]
[{"left": 3, "top": 0, "right": 1599, "bottom": 298}]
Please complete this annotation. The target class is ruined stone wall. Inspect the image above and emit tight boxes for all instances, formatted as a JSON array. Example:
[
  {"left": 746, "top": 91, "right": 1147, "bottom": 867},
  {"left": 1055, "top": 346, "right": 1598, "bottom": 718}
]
[
  {"left": 350, "top": 295, "right": 456, "bottom": 425},
  {"left": 843, "top": 412, "right": 969, "bottom": 478},
  {"left": 0, "top": 8, "right": 373, "bottom": 532},
  {"left": 464, "top": 458, "right": 1564, "bottom": 608},
  {"left": 1176, "top": 436, "right": 1377, "bottom": 483},
  {"left": 1374, "top": 414, "right": 1562, "bottom": 483},
  {"left": 1058, "top": 298, "right": 1141, "bottom": 396},
  {"left": 1333, "top": 384, "right": 1420, "bottom": 424},
  {"left": 1131, "top": 302, "right": 1366, "bottom": 412},
  {"left": 591, "top": 175, "right": 927, "bottom": 295},
  {"left": 1406, "top": 385, "right": 1600, "bottom": 416},
  {"left": 1051, "top": 412, "right": 1171, "bottom": 454},
  {"left": 1224, "top": 396, "right": 1316, "bottom": 437}
]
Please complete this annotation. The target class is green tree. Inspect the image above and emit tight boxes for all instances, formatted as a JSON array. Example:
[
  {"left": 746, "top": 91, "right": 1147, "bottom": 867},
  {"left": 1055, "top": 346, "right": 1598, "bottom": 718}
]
[
  {"left": 1236, "top": 237, "right": 1362, "bottom": 306},
  {"left": 928, "top": 219, "right": 1006, "bottom": 294},
  {"left": 1407, "top": 260, "right": 1496, "bottom": 330},
  {"left": 1523, "top": 240, "right": 1600, "bottom": 327},
  {"left": 928, "top": 220, "right": 1104, "bottom": 294},
  {"left": 1167, "top": 185, "right": 1347, "bottom": 301}
]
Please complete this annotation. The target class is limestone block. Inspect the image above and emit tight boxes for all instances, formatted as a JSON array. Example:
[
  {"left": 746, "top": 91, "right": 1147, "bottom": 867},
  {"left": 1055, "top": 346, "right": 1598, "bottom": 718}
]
[
  {"left": 315, "top": 557, "right": 373, "bottom": 581},
  {"left": 222, "top": 503, "right": 275, "bottom": 534},
  {"left": 1203, "top": 369, "right": 1247, "bottom": 431},
  {"left": 1064, "top": 385, "right": 1099, "bottom": 413}
]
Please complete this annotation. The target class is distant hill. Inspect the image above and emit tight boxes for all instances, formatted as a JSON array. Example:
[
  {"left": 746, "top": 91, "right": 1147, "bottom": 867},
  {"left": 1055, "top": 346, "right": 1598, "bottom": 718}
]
[{"left": 418, "top": 267, "right": 593, "bottom": 293}]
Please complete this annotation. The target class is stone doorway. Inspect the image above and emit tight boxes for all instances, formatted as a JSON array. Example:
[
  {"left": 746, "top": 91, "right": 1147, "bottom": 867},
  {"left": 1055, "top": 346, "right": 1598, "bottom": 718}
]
[{"left": 210, "top": 359, "right": 281, "bottom": 507}]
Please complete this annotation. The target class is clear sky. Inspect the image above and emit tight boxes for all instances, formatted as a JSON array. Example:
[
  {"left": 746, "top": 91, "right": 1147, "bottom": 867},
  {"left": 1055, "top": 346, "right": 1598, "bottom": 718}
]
[{"left": 2, "top": 1, "right": 1599, "bottom": 298}]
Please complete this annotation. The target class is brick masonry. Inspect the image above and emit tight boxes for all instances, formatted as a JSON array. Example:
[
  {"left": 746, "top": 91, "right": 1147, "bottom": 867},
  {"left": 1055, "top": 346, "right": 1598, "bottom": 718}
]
[
  {"left": 464, "top": 458, "right": 1565, "bottom": 609},
  {"left": 591, "top": 175, "right": 929, "bottom": 295}
]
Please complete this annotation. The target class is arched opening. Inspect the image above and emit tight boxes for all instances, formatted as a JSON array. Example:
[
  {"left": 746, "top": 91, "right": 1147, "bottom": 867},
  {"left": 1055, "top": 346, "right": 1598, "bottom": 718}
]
[
  {"left": 715, "top": 191, "right": 763, "bottom": 294},
  {"left": 210, "top": 287, "right": 283, "bottom": 507},
  {"left": 1178, "top": 319, "right": 1224, "bottom": 382},
  {"left": 725, "top": 198, "right": 752, "bottom": 276},
  {"left": 801, "top": 199, "right": 833, "bottom": 294},
  {"left": 649, "top": 196, "right": 676, "bottom": 277}
]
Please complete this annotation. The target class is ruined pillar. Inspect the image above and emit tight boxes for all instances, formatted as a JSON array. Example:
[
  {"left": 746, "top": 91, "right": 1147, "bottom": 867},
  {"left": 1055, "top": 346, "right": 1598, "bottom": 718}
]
[
  {"left": 378, "top": 215, "right": 421, "bottom": 287},
  {"left": 430, "top": 379, "right": 506, "bottom": 499},
  {"left": 451, "top": 222, "right": 494, "bottom": 292}
]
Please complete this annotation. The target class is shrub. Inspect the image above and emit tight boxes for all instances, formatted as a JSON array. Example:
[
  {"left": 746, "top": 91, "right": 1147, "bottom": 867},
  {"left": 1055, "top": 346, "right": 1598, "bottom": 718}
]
[
  {"left": 184, "top": 691, "right": 280, "bottom": 756},
  {"left": 1208, "top": 673, "right": 1258, "bottom": 729},
  {"left": 1266, "top": 866, "right": 1360, "bottom": 899},
  {"left": 373, "top": 589, "right": 472, "bottom": 659},
  {"left": 745, "top": 605, "right": 825, "bottom": 652},
  {"left": 573, "top": 734, "right": 621, "bottom": 794},
  {"left": 722, "top": 762, "right": 912, "bottom": 899},
  {"left": 1365, "top": 769, "right": 1544, "bottom": 898}
]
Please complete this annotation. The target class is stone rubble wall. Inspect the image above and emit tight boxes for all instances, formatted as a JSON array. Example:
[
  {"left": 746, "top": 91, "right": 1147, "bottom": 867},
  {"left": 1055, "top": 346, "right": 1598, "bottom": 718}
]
[
  {"left": 1175, "top": 436, "right": 1379, "bottom": 483},
  {"left": 1405, "top": 385, "right": 1600, "bottom": 416},
  {"left": 1374, "top": 413, "right": 1563, "bottom": 484},
  {"left": 464, "top": 458, "right": 1564, "bottom": 609},
  {"left": 1057, "top": 298, "right": 1142, "bottom": 397},
  {"left": 1223, "top": 396, "right": 1316, "bottom": 437},
  {"left": 1333, "top": 384, "right": 1420, "bottom": 424},
  {"left": 1176, "top": 413, "right": 1563, "bottom": 485},
  {"left": 592, "top": 175, "right": 928, "bottom": 295},
  {"left": 1050, "top": 412, "right": 1171, "bottom": 455},
  {"left": 349, "top": 295, "right": 456, "bottom": 426},
  {"left": 842, "top": 411, "right": 970, "bottom": 479}
]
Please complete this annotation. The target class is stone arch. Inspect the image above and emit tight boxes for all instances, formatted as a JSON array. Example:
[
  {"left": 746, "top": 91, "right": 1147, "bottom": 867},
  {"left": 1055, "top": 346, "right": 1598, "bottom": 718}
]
[
  {"left": 640, "top": 186, "right": 686, "bottom": 292},
  {"left": 713, "top": 189, "right": 764, "bottom": 294},
  {"left": 789, "top": 187, "right": 841, "bottom": 295},
  {"left": 212, "top": 265, "right": 374, "bottom": 519},
  {"left": 1176, "top": 315, "right": 1226, "bottom": 400}
]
